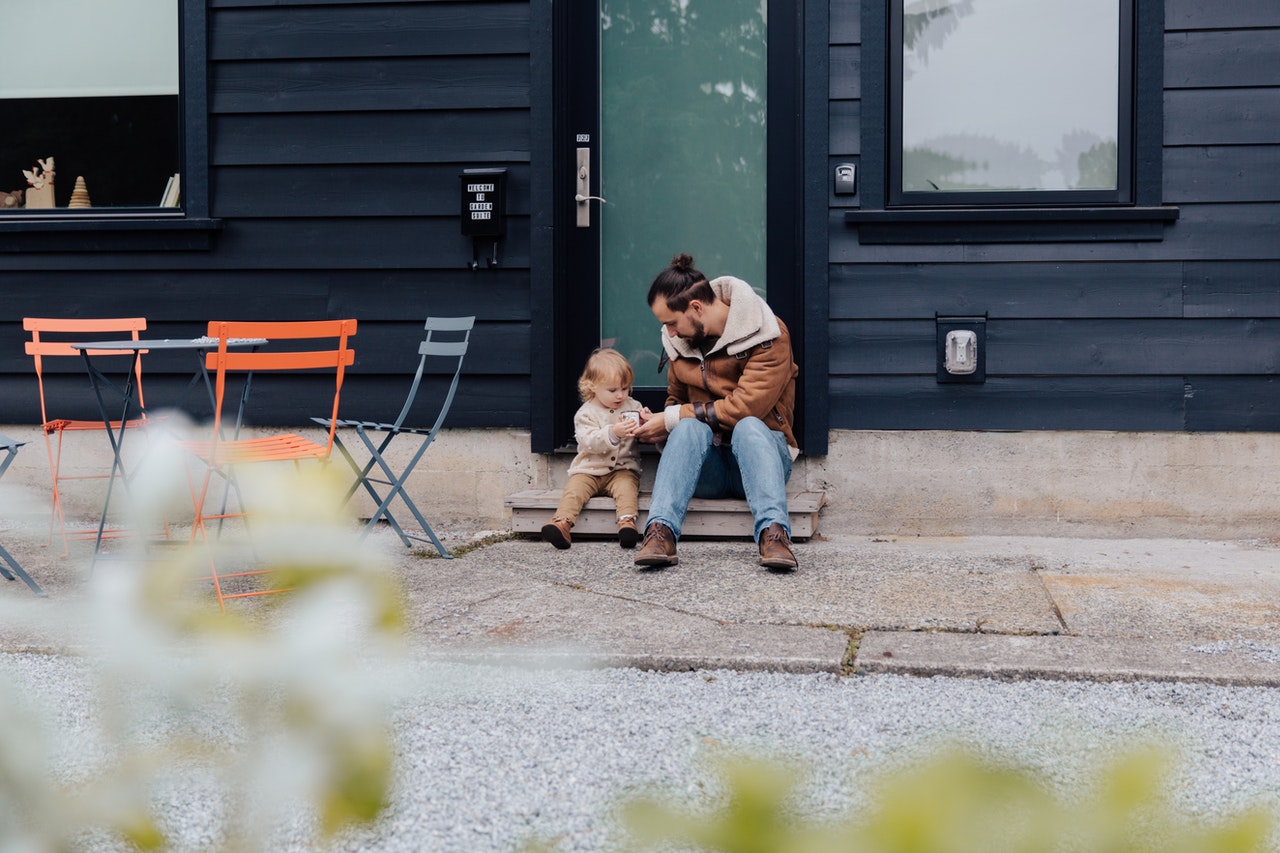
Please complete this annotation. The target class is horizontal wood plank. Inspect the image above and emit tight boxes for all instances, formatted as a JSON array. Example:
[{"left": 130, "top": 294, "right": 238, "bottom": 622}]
[
  {"left": 0, "top": 270, "right": 528, "bottom": 323},
  {"left": 212, "top": 56, "right": 530, "bottom": 113},
  {"left": 830, "top": 318, "right": 1280, "bottom": 376},
  {"left": 829, "top": 0, "right": 861, "bottom": 44},
  {"left": 211, "top": 3, "right": 529, "bottom": 60},
  {"left": 828, "top": 102, "right": 861, "bottom": 157},
  {"left": 829, "top": 45, "right": 860, "bottom": 99},
  {"left": 1184, "top": 261, "right": 1280, "bottom": 318},
  {"left": 212, "top": 163, "right": 529, "bottom": 218},
  {"left": 348, "top": 323, "right": 527, "bottom": 375},
  {"left": 210, "top": 110, "right": 531, "bottom": 165},
  {"left": 1185, "top": 376, "right": 1280, "bottom": 430},
  {"left": 830, "top": 376, "right": 1188, "bottom": 430},
  {"left": 1166, "top": 89, "right": 1280, "bottom": 145},
  {"left": 1165, "top": 30, "right": 1280, "bottom": 88},
  {"left": 830, "top": 262, "right": 1182, "bottom": 320},
  {"left": 1164, "top": 146, "right": 1280, "bottom": 203},
  {"left": 1166, "top": 0, "right": 1280, "bottom": 31},
  {"left": 326, "top": 272, "right": 530, "bottom": 320}
]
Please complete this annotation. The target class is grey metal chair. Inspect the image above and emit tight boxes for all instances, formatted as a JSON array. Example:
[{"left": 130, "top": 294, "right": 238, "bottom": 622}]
[
  {"left": 0, "top": 435, "right": 46, "bottom": 596},
  {"left": 314, "top": 316, "right": 474, "bottom": 557}
]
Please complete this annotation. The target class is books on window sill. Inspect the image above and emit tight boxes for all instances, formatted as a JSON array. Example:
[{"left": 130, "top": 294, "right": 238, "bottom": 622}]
[{"left": 159, "top": 173, "right": 181, "bottom": 207}]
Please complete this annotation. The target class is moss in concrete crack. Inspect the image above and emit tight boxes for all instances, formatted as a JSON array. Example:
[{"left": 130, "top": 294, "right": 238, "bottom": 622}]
[
  {"left": 841, "top": 629, "right": 863, "bottom": 675},
  {"left": 415, "top": 531, "right": 520, "bottom": 560}
]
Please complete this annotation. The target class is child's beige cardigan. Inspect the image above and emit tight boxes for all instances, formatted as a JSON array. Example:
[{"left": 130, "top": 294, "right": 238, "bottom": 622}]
[{"left": 567, "top": 398, "right": 645, "bottom": 477}]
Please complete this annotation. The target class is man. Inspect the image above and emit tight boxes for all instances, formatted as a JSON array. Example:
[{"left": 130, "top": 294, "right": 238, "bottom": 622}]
[{"left": 631, "top": 253, "right": 800, "bottom": 571}]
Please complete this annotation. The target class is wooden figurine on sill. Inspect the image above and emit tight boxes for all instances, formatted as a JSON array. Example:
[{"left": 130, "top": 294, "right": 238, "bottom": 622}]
[
  {"left": 68, "top": 176, "right": 91, "bottom": 208},
  {"left": 22, "top": 157, "right": 55, "bottom": 208}
]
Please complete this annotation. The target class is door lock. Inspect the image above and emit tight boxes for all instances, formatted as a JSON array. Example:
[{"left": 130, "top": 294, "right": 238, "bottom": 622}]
[{"left": 575, "top": 147, "right": 608, "bottom": 227}]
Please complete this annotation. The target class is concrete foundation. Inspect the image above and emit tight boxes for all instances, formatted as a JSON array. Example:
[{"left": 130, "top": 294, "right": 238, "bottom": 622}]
[{"left": 1, "top": 425, "right": 1276, "bottom": 540}]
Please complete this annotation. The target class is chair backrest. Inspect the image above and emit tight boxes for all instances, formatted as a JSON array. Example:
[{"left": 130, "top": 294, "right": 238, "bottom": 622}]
[
  {"left": 23, "top": 317, "right": 148, "bottom": 424},
  {"left": 205, "top": 319, "right": 358, "bottom": 453},
  {"left": 391, "top": 316, "right": 475, "bottom": 433}
]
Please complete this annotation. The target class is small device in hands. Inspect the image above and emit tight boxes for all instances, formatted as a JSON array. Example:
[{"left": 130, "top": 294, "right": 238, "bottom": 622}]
[{"left": 620, "top": 411, "right": 640, "bottom": 426}]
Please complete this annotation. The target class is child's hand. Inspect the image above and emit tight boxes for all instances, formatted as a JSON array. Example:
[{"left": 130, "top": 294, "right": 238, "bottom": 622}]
[{"left": 613, "top": 411, "right": 639, "bottom": 438}]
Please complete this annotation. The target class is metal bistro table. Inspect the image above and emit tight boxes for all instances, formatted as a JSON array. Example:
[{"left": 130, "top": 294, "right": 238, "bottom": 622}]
[{"left": 70, "top": 336, "right": 266, "bottom": 558}]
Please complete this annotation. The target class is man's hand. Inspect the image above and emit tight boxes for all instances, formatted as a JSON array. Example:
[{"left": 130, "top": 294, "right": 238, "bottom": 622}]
[{"left": 633, "top": 408, "right": 669, "bottom": 443}]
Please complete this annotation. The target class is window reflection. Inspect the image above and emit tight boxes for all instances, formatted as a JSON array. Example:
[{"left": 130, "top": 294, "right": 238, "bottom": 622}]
[
  {"left": 901, "top": 0, "right": 1119, "bottom": 193},
  {"left": 599, "top": 0, "right": 768, "bottom": 379}
]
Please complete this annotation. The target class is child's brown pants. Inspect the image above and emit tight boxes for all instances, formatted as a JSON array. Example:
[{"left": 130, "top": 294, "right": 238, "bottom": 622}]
[{"left": 554, "top": 470, "right": 640, "bottom": 523}]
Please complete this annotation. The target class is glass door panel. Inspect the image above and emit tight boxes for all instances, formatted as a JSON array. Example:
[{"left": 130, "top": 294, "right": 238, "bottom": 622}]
[{"left": 598, "top": 0, "right": 768, "bottom": 382}]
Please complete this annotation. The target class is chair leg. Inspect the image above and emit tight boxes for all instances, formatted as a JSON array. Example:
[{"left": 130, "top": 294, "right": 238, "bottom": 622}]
[
  {"left": 183, "top": 459, "right": 232, "bottom": 611},
  {"left": 332, "top": 432, "right": 376, "bottom": 506},
  {"left": 42, "top": 430, "right": 70, "bottom": 556},
  {"left": 336, "top": 430, "right": 418, "bottom": 549},
  {"left": 362, "top": 493, "right": 451, "bottom": 558},
  {"left": 0, "top": 543, "right": 46, "bottom": 597},
  {"left": 359, "top": 434, "right": 451, "bottom": 558}
]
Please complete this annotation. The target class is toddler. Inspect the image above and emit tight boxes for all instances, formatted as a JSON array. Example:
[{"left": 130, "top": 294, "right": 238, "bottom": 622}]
[{"left": 542, "top": 348, "right": 647, "bottom": 549}]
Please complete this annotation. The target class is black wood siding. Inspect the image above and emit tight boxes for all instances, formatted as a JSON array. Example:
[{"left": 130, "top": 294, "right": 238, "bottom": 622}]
[
  {"left": 829, "top": 0, "right": 1280, "bottom": 431},
  {"left": 1, "top": 0, "right": 530, "bottom": 429}
]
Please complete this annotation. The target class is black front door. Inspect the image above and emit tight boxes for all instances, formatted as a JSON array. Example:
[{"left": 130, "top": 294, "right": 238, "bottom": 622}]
[{"left": 545, "top": 0, "right": 804, "bottom": 450}]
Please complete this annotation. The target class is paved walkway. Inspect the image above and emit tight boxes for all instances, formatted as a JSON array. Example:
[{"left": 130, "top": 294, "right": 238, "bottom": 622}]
[{"left": 4, "top": 513, "right": 1279, "bottom": 686}]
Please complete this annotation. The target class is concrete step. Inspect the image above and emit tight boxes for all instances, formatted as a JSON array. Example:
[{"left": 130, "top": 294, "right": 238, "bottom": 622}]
[{"left": 504, "top": 489, "right": 826, "bottom": 539}]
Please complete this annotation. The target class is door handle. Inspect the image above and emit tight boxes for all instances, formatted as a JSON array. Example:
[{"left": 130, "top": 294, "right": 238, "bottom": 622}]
[{"left": 575, "top": 147, "right": 607, "bottom": 228}]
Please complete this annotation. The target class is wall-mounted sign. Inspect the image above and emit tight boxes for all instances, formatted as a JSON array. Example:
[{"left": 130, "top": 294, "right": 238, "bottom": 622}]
[{"left": 460, "top": 168, "right": 507, "bottom": 238}]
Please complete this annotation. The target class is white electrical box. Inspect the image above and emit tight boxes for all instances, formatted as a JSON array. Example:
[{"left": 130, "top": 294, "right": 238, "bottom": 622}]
[{"left": 944, "top": 329, "right": 978, "bottom": 375}]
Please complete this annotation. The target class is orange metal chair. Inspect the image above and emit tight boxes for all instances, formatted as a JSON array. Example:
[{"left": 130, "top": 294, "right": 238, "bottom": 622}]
[
  {"left": 23, "top": 317, "right": 150, "bottom": 556},
  {"left": 181, "top": 319, "right": 357, "bottom": 608}
]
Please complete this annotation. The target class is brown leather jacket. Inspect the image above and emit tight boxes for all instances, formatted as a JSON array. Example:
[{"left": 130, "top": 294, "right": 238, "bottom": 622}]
[{"left": 661, "top": 280, "right": 798, "bottom": 451}]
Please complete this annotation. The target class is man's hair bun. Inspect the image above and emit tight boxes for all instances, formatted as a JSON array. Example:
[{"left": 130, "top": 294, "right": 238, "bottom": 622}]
[{"left": 670, "top": 253, "right": 696, "bottom": 272}]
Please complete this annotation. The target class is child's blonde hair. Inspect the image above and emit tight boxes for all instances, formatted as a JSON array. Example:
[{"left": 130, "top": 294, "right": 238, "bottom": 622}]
[{"left": 578, "top": 348, "right": 634, "bottom": 402}]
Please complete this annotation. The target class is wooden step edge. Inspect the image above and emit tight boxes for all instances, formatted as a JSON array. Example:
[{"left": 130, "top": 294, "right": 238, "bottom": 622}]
[
  {"left": 510, "top": 506, "right": 821, "bottom": 540},
  {"left": 505, "top": 489, "right": 827, "bottom": 513}
]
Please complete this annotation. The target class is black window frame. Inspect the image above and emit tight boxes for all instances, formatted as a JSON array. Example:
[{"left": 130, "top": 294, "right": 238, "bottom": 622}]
[
  {"left": 888, "top": 0, "right": 1135, "bottom": 208},
  {"left": 0, "top": 0, "right": 219, "bottom": 252},
  {"left": 848, "top": 0, "right": 1177, "bottom": 244}
]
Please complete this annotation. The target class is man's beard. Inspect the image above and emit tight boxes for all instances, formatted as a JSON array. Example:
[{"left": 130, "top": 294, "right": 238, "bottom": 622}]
[{"left": 684, "top": 317, "right": 708, "bottom": 348}]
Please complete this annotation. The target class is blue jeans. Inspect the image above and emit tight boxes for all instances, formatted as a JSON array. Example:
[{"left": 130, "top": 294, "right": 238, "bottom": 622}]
[{"left": 646, "top": 417, "right": 793, "bottom": 542}]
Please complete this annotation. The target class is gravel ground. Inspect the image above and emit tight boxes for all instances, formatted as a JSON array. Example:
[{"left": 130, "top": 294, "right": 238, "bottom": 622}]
[{"left": 3, "top": 654, "right": 1280, "bottom": 852}]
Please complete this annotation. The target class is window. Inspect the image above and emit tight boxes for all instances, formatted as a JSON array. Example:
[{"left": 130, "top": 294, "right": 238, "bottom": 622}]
[
  {"left": 1, "top": 0, "right": 181, "bottom": 212},
  {"left": 0, "top": 0, "right": 213, "bottom": 247},
  {"left": 850, "top": 0, "right": 1176, "bottom": 243},
  {"left": 891, "top": 0, "right": 1131, "bottom": 206}
]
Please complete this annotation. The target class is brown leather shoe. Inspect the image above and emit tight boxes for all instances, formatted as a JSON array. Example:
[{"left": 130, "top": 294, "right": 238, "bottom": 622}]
[
  {"left": 541, "top": 516, "right": 572, "bottom": 549},
  {"left": 758, "top": 522, "right": 797, "bottom": 571},
  {"left": 634, "top": 522, "right": 678, "bottom": 567},
  {"left": 617, "top": 515, "right": 640, "bottom": 549}
]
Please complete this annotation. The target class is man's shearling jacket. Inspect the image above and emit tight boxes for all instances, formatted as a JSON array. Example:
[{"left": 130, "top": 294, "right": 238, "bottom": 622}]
[{"left": 659, "top": 276, "right": 799, "bottom": 457}]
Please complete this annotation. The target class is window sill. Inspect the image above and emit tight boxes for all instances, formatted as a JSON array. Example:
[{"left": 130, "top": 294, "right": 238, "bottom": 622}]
[
  {"left": 0, "top": 215, "right": 223, "bottom": 252},
  {"left": 844, "top": 206, "right": 1180, "bottom": 244}
]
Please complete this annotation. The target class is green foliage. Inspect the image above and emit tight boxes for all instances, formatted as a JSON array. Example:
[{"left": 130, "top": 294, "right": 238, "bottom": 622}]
[{"left": 621, "top": 747, "right": 1275, "bottom": 853}]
